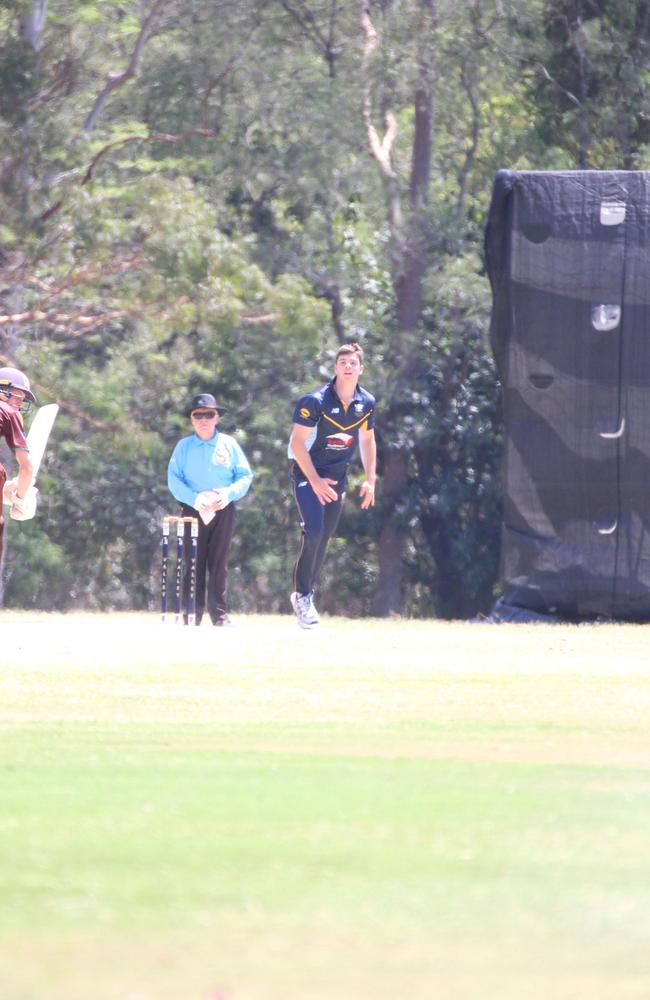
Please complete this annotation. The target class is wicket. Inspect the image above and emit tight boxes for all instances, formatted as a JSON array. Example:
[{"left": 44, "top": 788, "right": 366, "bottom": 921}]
[{"left": 160, "top": 516, "right": 199, "bottom": 624}]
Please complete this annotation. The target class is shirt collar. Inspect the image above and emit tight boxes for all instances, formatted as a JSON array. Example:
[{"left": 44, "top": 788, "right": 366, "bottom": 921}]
[
  {"left": 329, "top": 378, "right": 362, "bottom": 406},
  {"left": 193, "top": 430, "right": 219, "bottom": 444}
]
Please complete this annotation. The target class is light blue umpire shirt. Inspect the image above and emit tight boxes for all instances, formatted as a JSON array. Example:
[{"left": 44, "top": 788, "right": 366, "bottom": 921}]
[{"left": 167, "top": 430, "right": 253, "bottom": 508}]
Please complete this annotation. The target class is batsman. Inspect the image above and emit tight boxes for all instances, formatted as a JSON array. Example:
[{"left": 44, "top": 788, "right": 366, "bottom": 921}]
[{"left": 0, "top": 367, "right": 36, "bottom": 563}]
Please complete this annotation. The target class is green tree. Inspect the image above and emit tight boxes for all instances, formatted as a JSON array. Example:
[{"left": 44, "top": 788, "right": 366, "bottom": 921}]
[
  {"left": 4, "top": 0, "right": 645, "bottom": 617},
  {"left": 518, "top": 0, "right": 650, "bottom": 167}
]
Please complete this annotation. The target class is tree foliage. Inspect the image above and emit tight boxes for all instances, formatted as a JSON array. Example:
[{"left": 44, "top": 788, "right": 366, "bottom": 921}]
[{"left": 1, "top": 0, "right": 648, "bottom": 616}]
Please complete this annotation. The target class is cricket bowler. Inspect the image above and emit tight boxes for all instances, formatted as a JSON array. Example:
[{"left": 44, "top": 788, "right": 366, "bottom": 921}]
[{"left": 288, "top": 343, "right": 377, "bottom": 629}]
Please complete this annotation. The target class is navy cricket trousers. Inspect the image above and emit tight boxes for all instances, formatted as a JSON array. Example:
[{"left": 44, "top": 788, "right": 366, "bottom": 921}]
[{"left": 291, "top": 475, "right": 343, "bottom": 596}]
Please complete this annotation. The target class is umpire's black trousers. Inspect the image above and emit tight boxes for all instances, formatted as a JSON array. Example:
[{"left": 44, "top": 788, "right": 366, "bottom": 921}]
[{"left": 181, "top": 501, "right": 236, "bottom": 624}]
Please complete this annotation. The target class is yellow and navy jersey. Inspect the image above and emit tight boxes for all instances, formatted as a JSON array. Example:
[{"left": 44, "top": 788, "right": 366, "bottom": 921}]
[{"left": 290, "top": 379, "right": 376, "bottom": 482}]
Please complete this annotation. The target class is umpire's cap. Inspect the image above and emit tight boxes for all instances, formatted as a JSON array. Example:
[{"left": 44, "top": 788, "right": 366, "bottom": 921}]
[{"left": 187, "top": 392, "right": 227, "bottom": 415}]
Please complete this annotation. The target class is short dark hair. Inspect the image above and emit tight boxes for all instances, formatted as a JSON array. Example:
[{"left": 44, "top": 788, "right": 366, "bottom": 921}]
[{"left": 335, "top": 342, "right": 364, "bottom": 364}]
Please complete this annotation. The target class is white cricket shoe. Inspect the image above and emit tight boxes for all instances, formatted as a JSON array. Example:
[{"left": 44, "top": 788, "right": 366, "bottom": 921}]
[{"left": 290, "top": 591, "right": 320, "bottom": 629}]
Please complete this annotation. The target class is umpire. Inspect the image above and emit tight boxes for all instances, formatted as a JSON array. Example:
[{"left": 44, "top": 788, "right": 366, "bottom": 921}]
[{"left": 167, "top": 393, "right": 253, "bottom": 626}]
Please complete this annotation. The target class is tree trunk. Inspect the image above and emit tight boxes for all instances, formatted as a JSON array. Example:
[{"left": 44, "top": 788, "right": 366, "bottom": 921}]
[
  {"left": 20, "top": 0, "right": 49, "bottom": 51},
  {"left": 371, "top": 448, "right": 408, "bottom": 616},
  {"left": 360, "top": 0, "right": 436, "bottom": 615},
  {"left": 396, "top": 247, "right": 427, "bottom": 333}
]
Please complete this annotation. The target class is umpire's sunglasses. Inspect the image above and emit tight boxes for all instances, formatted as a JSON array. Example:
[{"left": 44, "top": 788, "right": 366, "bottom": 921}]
[{"left": 191, "top": 410, "right": 218, "bottom": 420}]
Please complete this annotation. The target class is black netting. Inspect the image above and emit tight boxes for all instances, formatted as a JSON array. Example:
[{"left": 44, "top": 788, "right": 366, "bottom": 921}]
[{"left": 485, "top": 170, "right": 650, "bottom": 620}]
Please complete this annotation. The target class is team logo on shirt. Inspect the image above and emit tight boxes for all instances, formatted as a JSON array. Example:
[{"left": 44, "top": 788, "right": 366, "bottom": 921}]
[
  {"left": 300, "top": 407, "right": 310, "bottom": 418},
  {"left": 326, "top": 432, "right": 354, "bottom": 450},
  {"left": 355, "top": 403, "right": 364, "bottom": 412}
]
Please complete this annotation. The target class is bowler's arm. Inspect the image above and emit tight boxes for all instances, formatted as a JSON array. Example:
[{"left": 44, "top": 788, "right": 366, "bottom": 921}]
[
  {"left": 358, "top": 427, "right": 376, "bottom": 509},
  {"left": 290, "top": 424, "right": 338, "bottom": 504}
]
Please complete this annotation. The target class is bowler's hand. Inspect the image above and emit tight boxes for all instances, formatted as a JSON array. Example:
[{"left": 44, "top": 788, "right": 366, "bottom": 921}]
[
  {"left": 312, "top": 476, "right": 338, "bottom": 505},
  {"left": 359, "top": 481, "right": 375, "bottom": 509}
]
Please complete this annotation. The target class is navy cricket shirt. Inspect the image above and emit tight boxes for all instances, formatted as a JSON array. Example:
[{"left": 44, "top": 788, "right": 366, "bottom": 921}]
[{"left": 290, "top": 379, "right": 376, "bottom": 484}]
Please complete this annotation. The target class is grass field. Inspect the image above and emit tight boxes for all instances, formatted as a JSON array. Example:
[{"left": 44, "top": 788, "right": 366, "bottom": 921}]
[{"left": 2, "top": 611, "right": 650, "bottom": 999}]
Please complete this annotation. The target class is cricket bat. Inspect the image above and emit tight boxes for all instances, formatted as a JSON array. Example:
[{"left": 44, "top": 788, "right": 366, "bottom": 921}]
[{"left": 3, "top": 403, "right": 59, "bottom": 518}]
